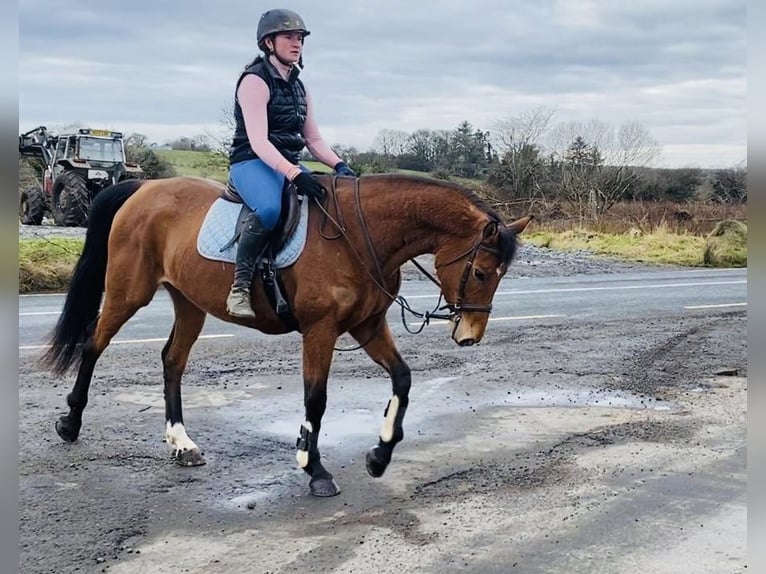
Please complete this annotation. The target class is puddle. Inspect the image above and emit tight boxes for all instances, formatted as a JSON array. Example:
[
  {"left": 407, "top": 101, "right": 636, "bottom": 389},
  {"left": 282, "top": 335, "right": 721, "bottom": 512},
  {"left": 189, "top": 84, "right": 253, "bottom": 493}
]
[
  {"left": 115, "top": 386, "right": 263, "bottom": 409},
  {"left": 261, "top": 407, "right": 377, "bottom": 445},
  {"left": 500, "top": 387, "right": 676, "bottom": 410},
  {"left": 220, "top": 376, "right": 678, "bottom": 453}
]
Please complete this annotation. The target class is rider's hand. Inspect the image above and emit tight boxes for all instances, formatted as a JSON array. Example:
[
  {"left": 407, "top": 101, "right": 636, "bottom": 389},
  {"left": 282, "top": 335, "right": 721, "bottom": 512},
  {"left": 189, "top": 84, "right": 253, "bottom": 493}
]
[
  {"left": 292, "top": 172, "right": 326, "bottom": 201},
  {"left": 334, "top": 161, "right": 357, "bottom": 177}
]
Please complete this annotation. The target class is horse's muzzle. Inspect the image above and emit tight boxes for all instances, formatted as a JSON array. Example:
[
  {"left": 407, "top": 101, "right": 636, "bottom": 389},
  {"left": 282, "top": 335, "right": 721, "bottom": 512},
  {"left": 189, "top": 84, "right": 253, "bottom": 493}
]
[{"left": 457, "top": 338, "right": 476, "bottom": 347}]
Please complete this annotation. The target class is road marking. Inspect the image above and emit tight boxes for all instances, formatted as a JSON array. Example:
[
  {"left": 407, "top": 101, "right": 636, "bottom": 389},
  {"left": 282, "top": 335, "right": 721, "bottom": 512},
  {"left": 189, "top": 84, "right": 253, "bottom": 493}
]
[
  {"left": 19, "top": 333, "right": 234, "bottom": 351},
  {"left": 19, "top": 311, "right": 61, "bottom": 316},
  {"left": 684, "top": 302, "right": 747, "bottom": 310},
  {"left": 410, "top": 313, "right": 565, "bottom": 327},
  {"left": 402, "top": 280, "right": 746, "bottom": 299},
  {"left": 19, "top": 293, "right": 66, "bottom": 298}
]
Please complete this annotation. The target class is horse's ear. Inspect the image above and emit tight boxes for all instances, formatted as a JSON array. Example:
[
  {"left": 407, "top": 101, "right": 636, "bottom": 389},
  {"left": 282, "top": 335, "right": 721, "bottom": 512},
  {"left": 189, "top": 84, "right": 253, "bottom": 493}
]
[
  {"left": 507, "top": 215, "right": 533, "bottom": 235},
  {"left": 482, "top": 221, "right": 499, "bottom": 239}
]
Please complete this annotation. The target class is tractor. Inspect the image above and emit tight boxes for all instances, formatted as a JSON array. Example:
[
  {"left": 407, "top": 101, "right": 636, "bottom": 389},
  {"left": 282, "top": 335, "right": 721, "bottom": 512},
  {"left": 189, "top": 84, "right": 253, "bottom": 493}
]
[{"left": 19, "top": 126, "right": 144, "bottom": 226}]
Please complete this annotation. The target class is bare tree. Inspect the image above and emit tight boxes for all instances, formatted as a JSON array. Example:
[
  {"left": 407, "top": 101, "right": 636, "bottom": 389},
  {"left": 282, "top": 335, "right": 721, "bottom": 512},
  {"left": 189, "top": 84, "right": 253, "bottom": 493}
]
[
  {"left": 547, "top": 119, "right": 661, "bottom": 218},
  {"left": 492, "top": 106, "right": 556, "bottom": 154},
  {"left": 203, "top": 99, "right": 235, "bottom": 154},
  {"left": 372, "top": 129, "right": 409, "bottom": 158},
  {"left": 489, "top": 107, "right": 556, "bottom": 200}
]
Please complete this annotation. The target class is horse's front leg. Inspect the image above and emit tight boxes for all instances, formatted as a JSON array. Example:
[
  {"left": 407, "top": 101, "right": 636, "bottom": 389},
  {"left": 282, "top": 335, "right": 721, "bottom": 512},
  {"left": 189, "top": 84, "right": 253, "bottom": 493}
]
[
  {"left": 350, "top": 319, "right": 411, "bottom": 478},
  {"left": 296, "top": 327, "right": 341, "bottom": 497}
]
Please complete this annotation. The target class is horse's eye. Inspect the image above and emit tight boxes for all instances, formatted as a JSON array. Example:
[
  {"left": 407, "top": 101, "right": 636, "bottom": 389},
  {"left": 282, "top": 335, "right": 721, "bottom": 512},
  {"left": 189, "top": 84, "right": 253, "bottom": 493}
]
[{"left": 473, "top": 268, "right": 487, "bottom": 281}]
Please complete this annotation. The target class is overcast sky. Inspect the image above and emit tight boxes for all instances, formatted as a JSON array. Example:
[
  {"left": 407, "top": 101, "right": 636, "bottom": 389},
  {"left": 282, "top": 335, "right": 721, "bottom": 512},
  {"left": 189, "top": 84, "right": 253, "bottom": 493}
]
[{"left": 19, "top": 0, "right": 746, "bottom": 168}]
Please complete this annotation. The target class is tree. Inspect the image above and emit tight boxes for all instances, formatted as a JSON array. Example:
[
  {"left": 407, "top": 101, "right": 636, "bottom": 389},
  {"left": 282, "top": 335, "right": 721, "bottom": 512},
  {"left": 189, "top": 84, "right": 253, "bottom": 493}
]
[
  {"left": 630, "top": 167, "right": 702, "bottom": 202},
  {"left": 547, "top": 120, "right": 661, "bottom": 218},
  {"left": 488, "top": 107, "right": 555, "bottom": 200},
  {"left": 440, "top": 121, "right": 491, "bottom": 178},
  {"left": 556, "top": 136, "right": 604, "bottom": 218},
  {"left": 488, "top": 143, "right": 545, "bottom": 201},
  {"left": 402, "top": 129, "right": 438, "bottom": 172},
  {"left": 124, "top": 132, "right": 176, "bottom": 179},
  {"left": 372, "top": 129, "right": 409, "bottom": 158},
  {"left": 709, "top": 164, "right": 747, "bottom": 204}
]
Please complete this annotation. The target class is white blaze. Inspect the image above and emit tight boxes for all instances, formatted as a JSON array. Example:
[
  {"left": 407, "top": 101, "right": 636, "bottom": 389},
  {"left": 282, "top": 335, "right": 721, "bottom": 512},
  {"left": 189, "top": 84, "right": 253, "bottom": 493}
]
[{"left": 379, "top": 396, "right": 400, "bottom": 443}]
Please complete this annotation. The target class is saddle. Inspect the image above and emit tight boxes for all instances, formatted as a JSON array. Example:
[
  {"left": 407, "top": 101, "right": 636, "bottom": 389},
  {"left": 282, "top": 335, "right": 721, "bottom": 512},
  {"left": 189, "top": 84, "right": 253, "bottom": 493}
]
[{"left": 219, "top": 178, "right": 303, "bottom": 331}]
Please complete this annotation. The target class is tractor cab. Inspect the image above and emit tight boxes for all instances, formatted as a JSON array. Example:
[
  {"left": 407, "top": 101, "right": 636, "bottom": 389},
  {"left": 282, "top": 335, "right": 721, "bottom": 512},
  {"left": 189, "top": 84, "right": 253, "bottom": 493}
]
[{"left": 20, "top": 126, "right": 143, "bottom": 226}]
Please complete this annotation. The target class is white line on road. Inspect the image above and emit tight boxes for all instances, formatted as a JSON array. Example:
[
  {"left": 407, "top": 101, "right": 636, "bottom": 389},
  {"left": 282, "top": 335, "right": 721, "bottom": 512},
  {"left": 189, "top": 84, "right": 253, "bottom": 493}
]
[
  {"left": 409, "top": 313, "right": 566, "bottom": 327},
  {"left": 19, "top": 311, "right": 61, "bottom": 316},
  {"left": 684, "top": 302, "right": 747, "bottom": 310},
  {"left": 402, "top": 280, "right": 746, "bottom": 299},
  {"left": 19, "top": 333, "right": 234, "bottom": 351}
]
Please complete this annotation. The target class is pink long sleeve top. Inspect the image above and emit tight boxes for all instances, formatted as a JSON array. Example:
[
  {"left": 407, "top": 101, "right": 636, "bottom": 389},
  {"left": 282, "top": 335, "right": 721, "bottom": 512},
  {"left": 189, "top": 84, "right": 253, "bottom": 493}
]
[{"left": 236, "top": 56, "right": 341, "bottom": 182}]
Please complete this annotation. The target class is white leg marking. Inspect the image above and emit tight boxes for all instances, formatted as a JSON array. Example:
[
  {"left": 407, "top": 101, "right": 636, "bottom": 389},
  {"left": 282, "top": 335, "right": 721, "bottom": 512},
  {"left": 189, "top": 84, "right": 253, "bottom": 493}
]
[
  {"left": 296, "top": 421, "right": 313, "bottom": 468},
  {"left": 379, "top": 396, "right": 400, "bottom": 443},
  {"left": 165, "top": 421, "right": 199, "bottom": 455}
]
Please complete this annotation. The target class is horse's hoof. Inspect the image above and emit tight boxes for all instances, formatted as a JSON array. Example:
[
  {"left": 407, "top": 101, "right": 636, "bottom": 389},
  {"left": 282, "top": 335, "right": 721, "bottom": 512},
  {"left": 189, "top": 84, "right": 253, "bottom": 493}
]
[
  {"left": 55, "top": 416, "right": 80, "bottom": 443},
  {"left": 365, "top": 447, "right": 389, "bottom": 478},
  {"left": 174, "top": 448, "right": 206, "bottom": 467},
  {"left": 309, "top": 475, "right": 341, "bottom": 497}
]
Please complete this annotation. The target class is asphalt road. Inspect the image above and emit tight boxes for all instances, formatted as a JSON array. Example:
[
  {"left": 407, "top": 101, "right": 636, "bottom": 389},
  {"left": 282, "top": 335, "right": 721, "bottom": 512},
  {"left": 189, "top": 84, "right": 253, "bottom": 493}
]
[
  {"left": 18, "top": 267, "right": 747, "bottom": 574},
  {"left": 19, "top": 268, "right": 746, "bottom": 347}
]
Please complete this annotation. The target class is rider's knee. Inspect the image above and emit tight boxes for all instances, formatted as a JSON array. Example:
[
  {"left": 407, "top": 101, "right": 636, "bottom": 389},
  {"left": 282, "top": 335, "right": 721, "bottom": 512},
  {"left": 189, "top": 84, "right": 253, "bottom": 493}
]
[{"left": 258, "top": 205, "right": 281, "bottom": 230}]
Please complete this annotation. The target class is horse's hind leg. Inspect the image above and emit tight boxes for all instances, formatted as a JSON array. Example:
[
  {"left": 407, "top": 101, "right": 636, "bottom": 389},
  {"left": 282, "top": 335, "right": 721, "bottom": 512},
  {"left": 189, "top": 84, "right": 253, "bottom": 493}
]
[
  {"left": 56, "top": 281, "right": 157, "bottom": 442},
  {"left": 349, "top": 318, "right": 411, "bottom": 478},
  {"left": 55, "top": 322, "right": 102, "bottom": 442},
  {"left": 162, "top": 285, "right": 207, "bottom": 467}
]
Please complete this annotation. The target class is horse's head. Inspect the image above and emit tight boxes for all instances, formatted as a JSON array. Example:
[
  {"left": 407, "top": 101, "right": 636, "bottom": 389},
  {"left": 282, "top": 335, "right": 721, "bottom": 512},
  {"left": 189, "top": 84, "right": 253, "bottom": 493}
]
[{"left": 434, "top": 216, "right": 531, "bottom": 346}]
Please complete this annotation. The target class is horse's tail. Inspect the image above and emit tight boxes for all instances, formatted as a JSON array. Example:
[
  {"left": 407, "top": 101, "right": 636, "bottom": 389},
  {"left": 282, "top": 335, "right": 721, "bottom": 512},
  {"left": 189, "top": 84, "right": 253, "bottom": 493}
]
[{"left": 41, "top": 179, "right": 145, "bottom": 375}]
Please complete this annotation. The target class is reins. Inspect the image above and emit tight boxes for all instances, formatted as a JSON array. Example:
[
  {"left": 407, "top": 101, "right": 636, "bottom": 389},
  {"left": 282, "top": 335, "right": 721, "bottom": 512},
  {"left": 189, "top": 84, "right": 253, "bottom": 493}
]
[{"left": 311, "top": 176, "right": 500, "bottom": 350}]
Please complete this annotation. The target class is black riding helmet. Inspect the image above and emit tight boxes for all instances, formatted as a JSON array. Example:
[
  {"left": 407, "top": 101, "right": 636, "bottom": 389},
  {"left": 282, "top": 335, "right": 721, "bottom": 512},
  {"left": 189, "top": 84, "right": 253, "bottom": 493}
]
[{"left": 257, "top": 9, "right": 311, "bottom": 53}]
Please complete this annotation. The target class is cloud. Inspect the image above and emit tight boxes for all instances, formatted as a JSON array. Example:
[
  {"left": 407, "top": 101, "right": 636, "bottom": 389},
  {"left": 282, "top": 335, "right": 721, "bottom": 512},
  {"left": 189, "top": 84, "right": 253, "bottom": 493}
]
[{"left": 19, "top": 0, "right": 746, "bottom": 168}]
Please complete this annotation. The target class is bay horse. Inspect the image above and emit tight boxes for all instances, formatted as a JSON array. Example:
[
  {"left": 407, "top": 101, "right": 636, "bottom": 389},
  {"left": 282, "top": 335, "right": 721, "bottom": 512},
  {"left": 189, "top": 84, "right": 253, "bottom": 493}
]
[{"left": 41, "top": 174, "right": 530, "bottom": 497}]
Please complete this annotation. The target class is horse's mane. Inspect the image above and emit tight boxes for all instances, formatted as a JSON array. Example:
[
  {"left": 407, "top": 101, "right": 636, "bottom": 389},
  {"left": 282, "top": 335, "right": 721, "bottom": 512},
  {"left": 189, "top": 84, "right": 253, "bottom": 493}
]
[
  {"left": 360, "top": 173, "right": 518, "bottom": 265},
  {"left": 360, "top": 173, "right": 504, "bottom": 222}
]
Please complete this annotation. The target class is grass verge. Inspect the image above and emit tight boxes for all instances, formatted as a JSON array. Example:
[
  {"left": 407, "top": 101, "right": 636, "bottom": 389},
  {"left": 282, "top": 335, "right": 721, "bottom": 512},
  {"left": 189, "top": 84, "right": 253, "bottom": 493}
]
[
  {"left": 525, "top": 222, "right": 746, "bottom": 267},
  {"left": 19, "top": 238, "right": 83, "bottom": 294}
]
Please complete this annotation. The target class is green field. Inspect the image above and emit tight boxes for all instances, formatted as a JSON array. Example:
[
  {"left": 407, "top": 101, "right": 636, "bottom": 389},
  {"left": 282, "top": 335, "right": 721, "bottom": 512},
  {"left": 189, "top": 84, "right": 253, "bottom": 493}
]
[{"left": 156, "top": 149, "right": 331, "bottom": 183}]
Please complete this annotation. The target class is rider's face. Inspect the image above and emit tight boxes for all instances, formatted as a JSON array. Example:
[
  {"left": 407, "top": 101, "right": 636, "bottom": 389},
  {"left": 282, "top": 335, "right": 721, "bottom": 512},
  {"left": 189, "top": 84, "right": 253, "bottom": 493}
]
[{"left": 269, "top": 32, "right": 304, "bottom": 64}]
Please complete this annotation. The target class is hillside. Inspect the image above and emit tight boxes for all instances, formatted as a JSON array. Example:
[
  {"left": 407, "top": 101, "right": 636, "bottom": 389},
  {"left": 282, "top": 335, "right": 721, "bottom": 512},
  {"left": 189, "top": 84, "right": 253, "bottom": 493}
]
[{"left": 156, "top": 149, "right": 332, "bottom": 183}]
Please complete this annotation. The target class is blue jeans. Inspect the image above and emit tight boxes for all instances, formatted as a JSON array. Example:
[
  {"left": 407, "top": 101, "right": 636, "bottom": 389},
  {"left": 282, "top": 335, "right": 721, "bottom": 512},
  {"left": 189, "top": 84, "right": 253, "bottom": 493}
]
[{"left": 229, "top": 159, "right": 307, "bottom": 231}]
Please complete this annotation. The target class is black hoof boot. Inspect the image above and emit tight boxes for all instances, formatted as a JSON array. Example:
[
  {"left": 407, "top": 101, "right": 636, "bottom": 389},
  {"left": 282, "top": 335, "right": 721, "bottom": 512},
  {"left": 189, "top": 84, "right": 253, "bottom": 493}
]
[
  {"left": 365, "top": 446, "right": 390, "bottom": 478},
  {"left": 55, "top": 415, "right": 81, "bottom": 443},
  {"left": 309, "top": 471, "right": 341, "bottom": 497}
]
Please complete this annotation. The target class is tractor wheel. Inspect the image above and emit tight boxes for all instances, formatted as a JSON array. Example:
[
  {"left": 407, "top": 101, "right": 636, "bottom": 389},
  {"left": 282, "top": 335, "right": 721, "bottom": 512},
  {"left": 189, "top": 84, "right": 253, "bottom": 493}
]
[
  {"left": 19, "top": 185, "right": 46, "bottom": 225},
  {"left": 52, "top": 171, "right": 89, "bottom": 227}
]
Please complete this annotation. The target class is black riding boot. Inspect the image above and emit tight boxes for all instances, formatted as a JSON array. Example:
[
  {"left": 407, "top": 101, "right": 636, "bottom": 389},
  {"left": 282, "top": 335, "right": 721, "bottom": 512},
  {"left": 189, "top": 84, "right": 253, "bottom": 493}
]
[{"left": 226, "top": 212, "right": 271, "bottom": 318}]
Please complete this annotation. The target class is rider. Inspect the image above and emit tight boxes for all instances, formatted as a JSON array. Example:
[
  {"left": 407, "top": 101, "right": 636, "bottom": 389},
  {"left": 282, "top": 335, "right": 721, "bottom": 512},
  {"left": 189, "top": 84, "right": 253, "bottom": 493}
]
[{"left": 226, "top": 8, "right": 356, "bottom": 319}]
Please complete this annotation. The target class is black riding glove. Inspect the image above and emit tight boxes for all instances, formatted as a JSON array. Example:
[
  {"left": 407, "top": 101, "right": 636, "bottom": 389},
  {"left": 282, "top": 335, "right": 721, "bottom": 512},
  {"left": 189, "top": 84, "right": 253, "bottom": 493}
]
[
  {"left": 334, "top": 161, "right": 357, "bottom": 177},
  {"left": 292, "top": 172, "right": 326, "bottom": 201}
]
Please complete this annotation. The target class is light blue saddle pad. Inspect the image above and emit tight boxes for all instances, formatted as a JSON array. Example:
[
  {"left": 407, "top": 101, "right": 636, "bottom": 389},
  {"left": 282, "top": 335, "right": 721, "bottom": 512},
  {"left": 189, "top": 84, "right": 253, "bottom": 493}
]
[{"left": 196, "top": 198, "right": 309, "bottom": 268}]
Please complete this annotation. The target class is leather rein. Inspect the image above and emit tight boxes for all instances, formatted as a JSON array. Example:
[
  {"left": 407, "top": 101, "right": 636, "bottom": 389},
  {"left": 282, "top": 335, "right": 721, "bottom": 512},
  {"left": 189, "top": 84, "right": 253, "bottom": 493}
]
[{"left": 314, "top": 176, "right": 502, "bottom": 338}]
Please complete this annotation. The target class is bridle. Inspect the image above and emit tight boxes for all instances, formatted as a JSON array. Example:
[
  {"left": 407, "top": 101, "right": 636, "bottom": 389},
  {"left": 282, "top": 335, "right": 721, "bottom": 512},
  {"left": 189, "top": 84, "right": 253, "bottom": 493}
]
[
  {"left": 314, "top": 176, "right": 506, "bottom": 343},
  {"left": 411, "top": 222, "right": 502, "bottom": 319}
]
